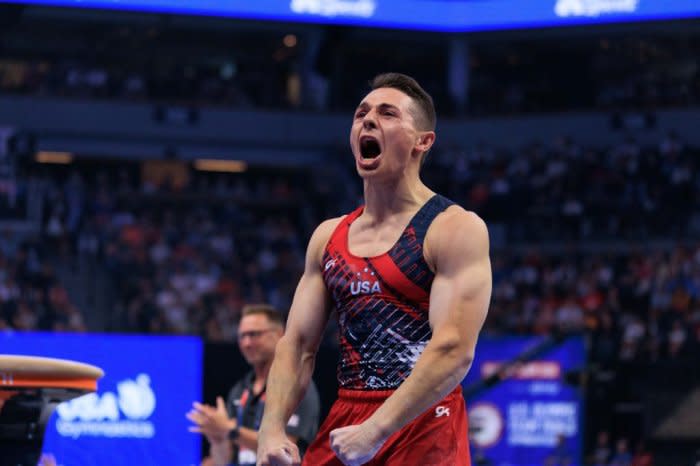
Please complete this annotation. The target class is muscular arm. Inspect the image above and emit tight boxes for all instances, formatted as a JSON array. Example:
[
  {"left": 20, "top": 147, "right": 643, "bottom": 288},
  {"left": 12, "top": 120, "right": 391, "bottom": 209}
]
[
  {"left": 257, "top": 219, "right": 339, "bottom": 447},
  {"left": 364, "top": 209, "right": 491, "bottom": 440}
]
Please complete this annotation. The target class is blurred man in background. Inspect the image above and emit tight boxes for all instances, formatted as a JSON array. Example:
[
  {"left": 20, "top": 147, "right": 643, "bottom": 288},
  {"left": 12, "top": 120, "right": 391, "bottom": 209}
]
[{"left": 188, "top": 304, "right": 320, "bottom": 466}]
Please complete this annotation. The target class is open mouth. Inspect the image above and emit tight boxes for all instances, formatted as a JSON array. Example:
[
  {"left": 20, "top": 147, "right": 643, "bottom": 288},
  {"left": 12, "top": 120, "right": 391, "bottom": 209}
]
[{"left": 360, "top": 136, "right": 382, "bottom": 159}]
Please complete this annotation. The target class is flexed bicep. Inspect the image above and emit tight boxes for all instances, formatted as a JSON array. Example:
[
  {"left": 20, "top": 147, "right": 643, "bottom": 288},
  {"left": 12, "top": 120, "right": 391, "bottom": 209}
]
[{"left": 428, "top": 209, "right": 492, "bottom": 362}]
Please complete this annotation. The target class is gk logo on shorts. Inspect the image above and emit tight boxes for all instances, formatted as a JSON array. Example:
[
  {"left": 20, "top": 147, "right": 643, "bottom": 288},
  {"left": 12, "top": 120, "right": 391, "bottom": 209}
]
[{"left": 435, "top": 406, "right": 450, "bottom": 418}]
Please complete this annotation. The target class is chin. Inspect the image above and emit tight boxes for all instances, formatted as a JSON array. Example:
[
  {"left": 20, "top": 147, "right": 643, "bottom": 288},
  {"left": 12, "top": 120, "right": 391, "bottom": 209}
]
[
  {"left": 356, "top": 165, "right": 379, "bottom": 176},
  {"left": 243, "top": 354, "right": 258, "bottom": 365},
  {"left": 356, "top": 165, "right": 400, "bottom": 182}
]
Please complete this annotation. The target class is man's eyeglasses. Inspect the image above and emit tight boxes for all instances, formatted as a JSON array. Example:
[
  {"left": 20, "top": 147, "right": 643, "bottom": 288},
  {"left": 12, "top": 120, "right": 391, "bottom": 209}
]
[{"left": 237, "top": 328, "right": 276, "bottom": 340}]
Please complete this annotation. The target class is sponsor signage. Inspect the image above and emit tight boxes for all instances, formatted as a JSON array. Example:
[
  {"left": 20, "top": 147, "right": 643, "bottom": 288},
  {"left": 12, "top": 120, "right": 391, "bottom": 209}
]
[
  {"left": 0, "top": 332, "right": 202, "bottom": 465},
  {"left": 463, "top": 336, "right": 585, "bottom": 465}
]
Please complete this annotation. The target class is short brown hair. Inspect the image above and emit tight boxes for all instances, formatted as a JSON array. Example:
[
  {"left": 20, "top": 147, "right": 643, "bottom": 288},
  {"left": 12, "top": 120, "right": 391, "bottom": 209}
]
[
  {"left": 241, "top": 304, "right": 284, "bottom": 327},
  {"left": 370, "top": 73, "right": 436, "bottom": 132}
]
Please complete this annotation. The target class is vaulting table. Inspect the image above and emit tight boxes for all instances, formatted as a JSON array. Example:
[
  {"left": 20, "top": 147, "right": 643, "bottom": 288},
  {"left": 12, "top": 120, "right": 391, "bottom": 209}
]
[{"left": 0, "top": 355, "right": 104, "bottom": 466}]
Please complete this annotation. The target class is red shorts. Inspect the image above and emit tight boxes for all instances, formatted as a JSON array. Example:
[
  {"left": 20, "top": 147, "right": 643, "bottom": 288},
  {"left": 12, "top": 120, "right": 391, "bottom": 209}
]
[{"left": 302, "top": 385, "right": 470, "bottom": 466}]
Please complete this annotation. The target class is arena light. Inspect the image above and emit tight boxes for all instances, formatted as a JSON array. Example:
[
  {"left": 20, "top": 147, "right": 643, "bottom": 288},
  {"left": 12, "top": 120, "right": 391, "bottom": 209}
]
[
  {"left": 35, "top": 151, "right": 73, "bottom": 164},
  {"left": 194, "top": 159, "right": 247, "bottom": 173}
]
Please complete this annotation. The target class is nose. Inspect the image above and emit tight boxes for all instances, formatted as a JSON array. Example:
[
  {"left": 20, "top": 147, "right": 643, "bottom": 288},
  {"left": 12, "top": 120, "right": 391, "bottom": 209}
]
[{"left": 362, "top": 111, "right": 377, "bottom": 130}]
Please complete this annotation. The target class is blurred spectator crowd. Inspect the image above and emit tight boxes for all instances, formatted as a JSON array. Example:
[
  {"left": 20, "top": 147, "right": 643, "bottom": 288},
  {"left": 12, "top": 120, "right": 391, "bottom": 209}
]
[
  {"left": 426, "top": 132, "right": 699, "bottom": 243},
  {"left": 489, "top": 244, "right": 700, "bottom": 365},
  {"left": 582, "top": 431, "right": 653, "bottom": 466},
  {"left": 0, "top": 232, "right": 86, "bottom": 332},
  {"left": 0, "top": 135, "right": 696, "bottom": 355},
  {"left": 33, "top": 164, "right": 331, "bottom": 340}
]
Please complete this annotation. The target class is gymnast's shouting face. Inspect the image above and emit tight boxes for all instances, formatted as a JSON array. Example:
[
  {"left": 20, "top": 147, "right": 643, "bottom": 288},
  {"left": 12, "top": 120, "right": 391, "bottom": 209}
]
[{"left": 350, "top": 86, "right": 435, "bottom": 181}]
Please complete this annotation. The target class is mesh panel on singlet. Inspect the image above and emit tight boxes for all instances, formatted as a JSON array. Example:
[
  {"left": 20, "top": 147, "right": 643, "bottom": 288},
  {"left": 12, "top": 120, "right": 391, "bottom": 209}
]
[{"left": 322, "top": 194, "right": 454, "bottom": 390}]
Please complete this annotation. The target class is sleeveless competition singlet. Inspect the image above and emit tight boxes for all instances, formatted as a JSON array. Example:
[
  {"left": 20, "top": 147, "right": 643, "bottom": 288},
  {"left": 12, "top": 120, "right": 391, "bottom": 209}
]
[{"left": 321, "top": 194, "right": 455, "bottom": 390}]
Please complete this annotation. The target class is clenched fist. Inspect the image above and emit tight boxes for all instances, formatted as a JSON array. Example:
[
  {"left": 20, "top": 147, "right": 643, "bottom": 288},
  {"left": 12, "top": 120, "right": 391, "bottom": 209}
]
[{"left": 329, "top": 422, "right": 386, "bottom": 466}]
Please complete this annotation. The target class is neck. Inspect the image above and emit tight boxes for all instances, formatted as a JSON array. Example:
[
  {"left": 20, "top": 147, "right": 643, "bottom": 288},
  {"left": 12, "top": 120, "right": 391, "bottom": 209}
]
[{"left": 362, "top": 175, "right": 432, "bottom": 221}]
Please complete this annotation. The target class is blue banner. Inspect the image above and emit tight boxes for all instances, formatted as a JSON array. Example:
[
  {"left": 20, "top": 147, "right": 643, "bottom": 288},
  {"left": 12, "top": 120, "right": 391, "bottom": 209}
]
[
  {"left": 0, "top": 331, "right": 202, "bottom": 466},
  {"left": 5, "top": 0, "right": 700, "bottom": 31},
  {"left": 463, "top": 336, "right": 586, "bottom": 466}
]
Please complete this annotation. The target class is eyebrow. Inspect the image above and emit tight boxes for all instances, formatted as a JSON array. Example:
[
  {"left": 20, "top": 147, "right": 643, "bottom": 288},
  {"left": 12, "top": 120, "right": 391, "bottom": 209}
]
[{"left": 355, "top": 102, "right": 401, "bottom": 113}]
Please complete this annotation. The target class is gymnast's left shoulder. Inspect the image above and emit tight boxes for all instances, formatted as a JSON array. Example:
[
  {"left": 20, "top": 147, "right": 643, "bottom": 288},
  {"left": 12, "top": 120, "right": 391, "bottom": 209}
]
[{"left": 424, "top": 206, "right": 490, "bottom": 273}]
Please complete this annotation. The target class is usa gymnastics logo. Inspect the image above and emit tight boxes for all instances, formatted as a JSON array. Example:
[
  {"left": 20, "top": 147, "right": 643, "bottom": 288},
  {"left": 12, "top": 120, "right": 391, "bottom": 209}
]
[
  {"left": 290, "top": 0, "right": 376, "bottom": 19},
  {"left": 554, "top": 0, "right": 639, "bottom": 17},
  {"left": 55, "top": 374, "right": 156, "bottom": 439}
]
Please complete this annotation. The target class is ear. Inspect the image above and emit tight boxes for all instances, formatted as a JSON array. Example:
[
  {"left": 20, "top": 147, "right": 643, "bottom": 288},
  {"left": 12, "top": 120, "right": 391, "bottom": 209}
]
[{"left": 415, "top": 131, "right": 436, "bottom": 155}]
